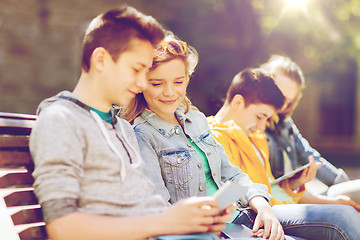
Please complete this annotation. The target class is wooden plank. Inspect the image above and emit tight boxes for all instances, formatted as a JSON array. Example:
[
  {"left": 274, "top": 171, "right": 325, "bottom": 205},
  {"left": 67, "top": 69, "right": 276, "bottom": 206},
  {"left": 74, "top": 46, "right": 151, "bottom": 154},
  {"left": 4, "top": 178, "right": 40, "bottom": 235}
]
[
  {"left": 0, "top": 136, "right": 29, "bottom": 148},
  {"left": 17, "top": 224, "right": 47, "bottom": 240},
  {"left": 0, "top": 112, "right": 37, "bottom": 121},
  {"left": 0, "top": 112, "right": 37, "bottom": 135},
  {"left": 11, "top": 206, "right": 44, "bottom": 225},
  {"left": 0, "top": 118, "right": 35, "bottom": 135},
  {"left": 0, "top": 172, "right": 34, "bottom": 188},
  {"left": 4, "top": 190, "right": 39, "bottom": 207},
  {"left": 0, "top": 118, "right": 35, "bottom": 129},
  {"left": 0, "top": 151, "right": 34, "bottom": 169}
]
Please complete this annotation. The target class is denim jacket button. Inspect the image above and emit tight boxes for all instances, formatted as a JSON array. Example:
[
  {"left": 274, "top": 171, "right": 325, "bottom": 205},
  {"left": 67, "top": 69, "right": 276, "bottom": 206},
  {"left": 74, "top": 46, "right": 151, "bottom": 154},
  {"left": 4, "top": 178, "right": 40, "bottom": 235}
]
[
  {"left": 286, "top": 146, "right": 291, "bottom": 152},
  {"left": 206, "top": 152, "right": 211, "bottom": 156},
  {"left": 197, "top": 163, "right": 202, "bottom": 168},
  {"left": 187, "top": 144, "right": 192, "bottom": 148},
  {"left": 177, "top": 158, "right": 182, "bottom": 164},
  {"left": 199, "top": 185, "right": 204, "bottom": 191},
  {"left": 175, "top": 127, "right": 180, "bottom": 134}
]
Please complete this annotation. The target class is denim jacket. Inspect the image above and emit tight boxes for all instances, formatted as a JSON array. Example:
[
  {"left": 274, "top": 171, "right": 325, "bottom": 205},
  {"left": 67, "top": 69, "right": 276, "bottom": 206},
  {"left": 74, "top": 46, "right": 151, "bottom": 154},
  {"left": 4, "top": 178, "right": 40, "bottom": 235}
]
[
  {"left": 133, "top": 108, "right": 270, "bottom": 205},
  {"left": 266, "top": 117, "right": 349, "bottom": 187}
]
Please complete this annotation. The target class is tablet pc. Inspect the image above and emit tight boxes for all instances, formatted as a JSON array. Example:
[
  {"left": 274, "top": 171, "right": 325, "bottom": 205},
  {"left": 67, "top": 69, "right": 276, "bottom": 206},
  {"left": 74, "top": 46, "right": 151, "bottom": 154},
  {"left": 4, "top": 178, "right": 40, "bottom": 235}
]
[
  {"left": 270, "top": 163, "right": 310, "bottom": 185},
  {"left": 222, "top": 223, "right": 253, "bottom": 239},
  {"left": 213, "top": 181, "right": 247, "bottom": 211}
]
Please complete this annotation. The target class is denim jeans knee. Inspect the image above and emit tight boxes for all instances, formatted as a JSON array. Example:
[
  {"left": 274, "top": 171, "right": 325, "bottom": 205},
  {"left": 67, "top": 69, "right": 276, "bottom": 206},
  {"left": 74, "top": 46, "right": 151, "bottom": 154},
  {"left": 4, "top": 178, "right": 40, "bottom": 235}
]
[{"left": 272, "top": 204, "right": 360, "bottom": 240}]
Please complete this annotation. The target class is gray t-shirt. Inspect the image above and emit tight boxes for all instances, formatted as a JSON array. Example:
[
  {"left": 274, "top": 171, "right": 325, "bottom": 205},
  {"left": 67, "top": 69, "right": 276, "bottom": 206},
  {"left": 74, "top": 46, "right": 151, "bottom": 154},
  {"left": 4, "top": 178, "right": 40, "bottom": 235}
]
[{"left": 30, "top": 91, "right": 167, "bottom": 223}]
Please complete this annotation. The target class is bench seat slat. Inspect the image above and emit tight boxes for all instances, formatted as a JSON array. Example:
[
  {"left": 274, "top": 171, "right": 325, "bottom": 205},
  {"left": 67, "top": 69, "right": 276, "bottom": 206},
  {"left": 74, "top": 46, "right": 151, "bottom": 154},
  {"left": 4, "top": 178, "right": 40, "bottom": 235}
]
[
  {"left": 17, "top": 223, "right": 47, "bottom": 240},
  {"left": 11, "top": 206, "right": 44, "bottom": 225},
  {"left": 0, "top": 171, "right": 34, "bottom": 188},
  {"left": 4, "top": 190, "right": 39, "bottom": 207}
]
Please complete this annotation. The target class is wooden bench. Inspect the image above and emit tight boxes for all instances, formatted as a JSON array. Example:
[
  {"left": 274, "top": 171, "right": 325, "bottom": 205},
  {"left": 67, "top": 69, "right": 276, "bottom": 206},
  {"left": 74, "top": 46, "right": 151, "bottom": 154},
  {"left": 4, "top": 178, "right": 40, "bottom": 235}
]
[{"left": 0, "top": 112, "right": 48, "bottom": 240}]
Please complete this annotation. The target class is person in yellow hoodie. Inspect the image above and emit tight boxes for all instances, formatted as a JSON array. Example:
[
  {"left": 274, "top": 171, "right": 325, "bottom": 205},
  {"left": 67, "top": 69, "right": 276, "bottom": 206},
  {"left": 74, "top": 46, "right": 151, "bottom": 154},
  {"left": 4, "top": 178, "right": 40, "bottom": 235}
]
[
  {"left": 207, "top": 68, "right": 360, "bottom": 239},
  {"left": 208, "top": 68, "right": 321, "bottom": 205}
]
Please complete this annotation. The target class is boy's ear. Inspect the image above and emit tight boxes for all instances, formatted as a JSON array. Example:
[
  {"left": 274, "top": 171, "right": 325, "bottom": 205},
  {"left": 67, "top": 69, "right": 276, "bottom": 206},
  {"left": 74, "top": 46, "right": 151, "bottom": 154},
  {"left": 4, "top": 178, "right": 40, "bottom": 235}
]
[
  {"left": 230, "top": 94, "right": 245, "bottom": 110},
  {"left": 91, "top": 47, "right": 107, "bottom": 71}
]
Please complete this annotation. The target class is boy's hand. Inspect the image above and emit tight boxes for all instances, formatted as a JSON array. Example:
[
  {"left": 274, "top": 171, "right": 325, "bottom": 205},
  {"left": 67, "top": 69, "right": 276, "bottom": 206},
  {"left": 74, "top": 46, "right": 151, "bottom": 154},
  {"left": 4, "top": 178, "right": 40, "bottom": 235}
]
[
  {"left": 160, "top": 196, "right": 224, "bottom": 235},
  {"left": 208, "top": 203, "right": 237, "bottom": 236}
]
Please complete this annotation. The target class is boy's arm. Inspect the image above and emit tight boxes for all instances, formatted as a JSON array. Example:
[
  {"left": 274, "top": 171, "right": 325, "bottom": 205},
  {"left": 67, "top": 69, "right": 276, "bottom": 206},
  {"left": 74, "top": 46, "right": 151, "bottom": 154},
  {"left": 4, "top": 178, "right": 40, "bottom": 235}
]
[
  {"left": 46, "top": 211, "right": 166, "bottom": 240},
  {"left": 30, "top": 107, "right": 85, "bottom": 206},
  {"left": 46, "top": 197, "right": 227, "bottom": 240}
]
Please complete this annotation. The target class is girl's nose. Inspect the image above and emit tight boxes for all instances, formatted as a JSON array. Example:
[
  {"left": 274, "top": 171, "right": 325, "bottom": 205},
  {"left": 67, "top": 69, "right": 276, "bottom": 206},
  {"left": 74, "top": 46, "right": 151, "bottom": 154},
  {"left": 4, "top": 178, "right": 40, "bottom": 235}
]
[{"left": 163, "top": 84, "right": 175, "bottom": 96}]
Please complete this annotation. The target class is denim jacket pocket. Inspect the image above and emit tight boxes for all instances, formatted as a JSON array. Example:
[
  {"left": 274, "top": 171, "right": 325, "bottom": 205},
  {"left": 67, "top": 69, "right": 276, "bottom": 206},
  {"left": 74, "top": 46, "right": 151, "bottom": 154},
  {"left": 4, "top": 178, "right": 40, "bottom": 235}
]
[
  {"left": 160, "top": 150, "right": 193, "bottom": 185},
  {"left": 199, "top": 130, "right": 217, "bottom": 147}
]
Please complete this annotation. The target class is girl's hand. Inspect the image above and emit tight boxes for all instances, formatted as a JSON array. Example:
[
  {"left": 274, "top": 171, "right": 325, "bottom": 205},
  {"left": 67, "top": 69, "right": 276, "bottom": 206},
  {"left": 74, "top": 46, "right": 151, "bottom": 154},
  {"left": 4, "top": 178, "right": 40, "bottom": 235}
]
[
  {"left": 332, "top": 195, "right": 360, "bottom": 212},
  {"left": 249, "top": 196, "right": 284, "bottom": 240},
  {"left": 288, "top": 156, "right": 322, "bottom": 190}
]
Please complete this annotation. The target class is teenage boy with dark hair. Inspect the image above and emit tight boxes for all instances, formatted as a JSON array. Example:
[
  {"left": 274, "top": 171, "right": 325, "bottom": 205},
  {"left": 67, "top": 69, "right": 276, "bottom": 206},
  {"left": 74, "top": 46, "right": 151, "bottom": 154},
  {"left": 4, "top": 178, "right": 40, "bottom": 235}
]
[
  {"left": 207, "top": 68, "right": 360, "bottom": 240},
  {"left": 30, "top": 6, "right": 233, "bottom": 240}
]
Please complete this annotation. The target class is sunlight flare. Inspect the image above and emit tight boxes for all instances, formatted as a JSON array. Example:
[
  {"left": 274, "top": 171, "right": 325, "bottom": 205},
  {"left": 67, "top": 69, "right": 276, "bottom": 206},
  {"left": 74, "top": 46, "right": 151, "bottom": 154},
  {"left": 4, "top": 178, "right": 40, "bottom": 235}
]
[{"left": 285, "top": 0, "right": 308, "bottom": 11}]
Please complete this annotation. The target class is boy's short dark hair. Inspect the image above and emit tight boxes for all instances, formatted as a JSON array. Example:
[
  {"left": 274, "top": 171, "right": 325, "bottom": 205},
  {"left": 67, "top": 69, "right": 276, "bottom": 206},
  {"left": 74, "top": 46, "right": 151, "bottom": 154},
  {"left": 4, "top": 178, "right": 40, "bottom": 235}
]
[
  {"left": 226, "top": 68, "right": 285, "bottom": 110},
  {"left": 82, "top": 5, "right": 165, "bottom": 72}
]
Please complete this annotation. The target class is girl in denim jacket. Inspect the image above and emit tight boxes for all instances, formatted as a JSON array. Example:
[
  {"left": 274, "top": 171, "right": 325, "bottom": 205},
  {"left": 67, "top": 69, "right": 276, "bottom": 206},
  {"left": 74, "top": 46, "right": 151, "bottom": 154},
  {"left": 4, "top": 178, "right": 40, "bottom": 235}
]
[
  {"left": 262, "top": 55, "right": 360, "bottom": 210},
  {"left": 123, "top": 33, "right": 286, "bottom": 240}
]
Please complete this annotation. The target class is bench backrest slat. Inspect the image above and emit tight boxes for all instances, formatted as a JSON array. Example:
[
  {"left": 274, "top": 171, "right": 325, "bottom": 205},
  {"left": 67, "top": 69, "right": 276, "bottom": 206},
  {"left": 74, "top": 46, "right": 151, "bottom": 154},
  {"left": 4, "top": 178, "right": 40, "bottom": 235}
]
[{"left": 0, "top": 112, "right": 48, "bottom": 240}]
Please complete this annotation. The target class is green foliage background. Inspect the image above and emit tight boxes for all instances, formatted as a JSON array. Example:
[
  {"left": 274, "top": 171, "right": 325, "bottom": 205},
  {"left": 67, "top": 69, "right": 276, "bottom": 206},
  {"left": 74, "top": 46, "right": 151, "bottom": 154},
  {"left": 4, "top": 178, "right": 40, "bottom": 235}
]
[
  {"left": 130, "top": 0, "right": 360, "bottom": 118},
  {"left": 1, "top": 0, "right": 359, "bottom": 132}
]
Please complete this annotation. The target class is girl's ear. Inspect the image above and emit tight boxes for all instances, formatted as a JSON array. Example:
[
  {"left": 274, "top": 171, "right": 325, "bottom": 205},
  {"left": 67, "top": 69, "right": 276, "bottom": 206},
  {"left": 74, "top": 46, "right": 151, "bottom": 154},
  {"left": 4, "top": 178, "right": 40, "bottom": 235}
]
[
  {"left": 91, "top": 47, "right": 107, "bottom": 71},
  {"left": 230, "top": 94, "right": 245, "bottom": 110}
]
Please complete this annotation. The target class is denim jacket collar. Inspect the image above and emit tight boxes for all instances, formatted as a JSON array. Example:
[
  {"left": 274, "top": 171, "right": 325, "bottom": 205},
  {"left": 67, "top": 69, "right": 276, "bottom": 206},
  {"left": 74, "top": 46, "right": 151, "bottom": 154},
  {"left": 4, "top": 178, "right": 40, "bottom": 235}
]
[{"left": 138, "top": 109, "right": 192, "bottom": 138}]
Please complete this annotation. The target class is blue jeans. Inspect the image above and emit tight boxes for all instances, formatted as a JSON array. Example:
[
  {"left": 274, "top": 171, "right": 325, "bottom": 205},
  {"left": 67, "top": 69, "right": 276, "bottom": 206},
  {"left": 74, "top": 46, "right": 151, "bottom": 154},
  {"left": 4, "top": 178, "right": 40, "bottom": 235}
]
[
  {"left": 154, "top": 233, "right": 255, "bottom": 239},
  {"left": 154, "top": 233, "right": 219, "bottom": 239},
  {"left": 233, "top": 204, "right": 360, "bottom": 240},
  {"left": 154, "top": 233, "right": 299, "bottom": 239},
  {"left": 154, "top": 225, "right": 303, "bottom": 239}
]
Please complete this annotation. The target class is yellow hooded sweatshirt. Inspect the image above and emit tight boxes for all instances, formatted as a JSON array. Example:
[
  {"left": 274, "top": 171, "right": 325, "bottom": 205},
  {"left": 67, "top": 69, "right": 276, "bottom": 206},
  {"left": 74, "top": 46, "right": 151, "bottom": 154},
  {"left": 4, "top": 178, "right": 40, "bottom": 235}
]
[{"left": 207, "top": 116, "right": 304, "bottom": 205}]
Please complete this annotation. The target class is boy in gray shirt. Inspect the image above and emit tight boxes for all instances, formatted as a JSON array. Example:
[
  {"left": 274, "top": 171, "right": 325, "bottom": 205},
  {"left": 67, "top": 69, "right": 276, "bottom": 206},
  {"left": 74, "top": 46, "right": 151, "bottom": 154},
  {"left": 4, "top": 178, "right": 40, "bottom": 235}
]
[{"left": 30, "top": 5, "right": 233, "bottom": 239}]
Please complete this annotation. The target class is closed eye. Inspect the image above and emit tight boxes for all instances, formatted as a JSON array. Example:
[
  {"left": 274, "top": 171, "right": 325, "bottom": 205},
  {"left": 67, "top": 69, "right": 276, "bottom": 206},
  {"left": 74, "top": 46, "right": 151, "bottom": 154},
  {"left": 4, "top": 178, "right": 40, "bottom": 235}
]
[
  {"left": 149, "top": 79, "right": 163, "bottom": 87},
  {"left": 174, "top": 76, "right": 186, "bottom": 85}
]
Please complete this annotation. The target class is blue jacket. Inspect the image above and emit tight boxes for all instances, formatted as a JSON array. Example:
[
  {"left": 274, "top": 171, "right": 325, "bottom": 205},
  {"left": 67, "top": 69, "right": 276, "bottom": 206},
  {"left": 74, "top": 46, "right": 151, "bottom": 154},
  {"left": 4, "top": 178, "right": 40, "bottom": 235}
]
[
  {"left": 133, "top": 108, "right": 270, "bottom": 205},
  {"left": 266, "top": 117, "right": 349, "bottom": 187}
]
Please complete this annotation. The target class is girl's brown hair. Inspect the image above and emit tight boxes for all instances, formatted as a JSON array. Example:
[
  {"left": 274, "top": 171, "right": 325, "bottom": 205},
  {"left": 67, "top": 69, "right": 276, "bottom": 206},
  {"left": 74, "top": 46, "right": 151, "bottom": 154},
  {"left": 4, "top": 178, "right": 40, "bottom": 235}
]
[{"left": 260, "top": 55, "right": 305, "bottom": 117}]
